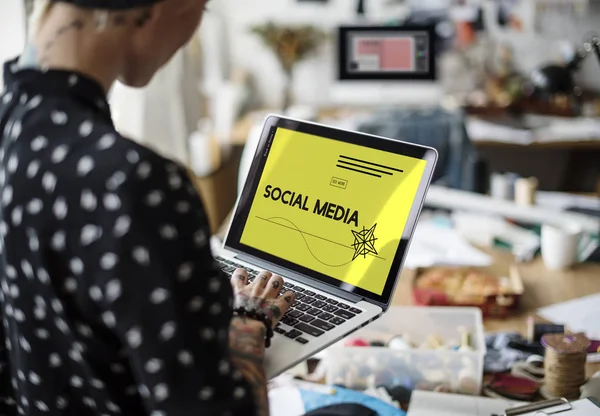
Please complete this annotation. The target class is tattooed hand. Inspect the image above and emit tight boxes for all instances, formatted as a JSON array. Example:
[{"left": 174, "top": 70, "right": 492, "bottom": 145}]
[
  {"left": 231, "top": 269, "right": 295, "bottom": 327},
  {"left": 229, "top": 269, "right": 293, "bottom": 416}
]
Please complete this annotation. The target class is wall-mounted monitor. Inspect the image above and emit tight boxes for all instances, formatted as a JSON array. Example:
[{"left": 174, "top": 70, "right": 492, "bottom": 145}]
[{"left": 338, "top": 25, "right": 437, "bottom": 81}]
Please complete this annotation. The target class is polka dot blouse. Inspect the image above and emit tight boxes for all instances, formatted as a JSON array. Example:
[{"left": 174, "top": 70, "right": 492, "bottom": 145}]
[{"left": 0, "top": 59, "right": 256, "bottom": 415}]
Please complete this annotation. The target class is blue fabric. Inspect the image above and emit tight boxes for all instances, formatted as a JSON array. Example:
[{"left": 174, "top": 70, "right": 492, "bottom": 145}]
[
  {"left": 356, "top": 107, "right": 477, "bottom": 191},
  {"left": 299, "top": 386, "right": 406, "bottom": 416}
]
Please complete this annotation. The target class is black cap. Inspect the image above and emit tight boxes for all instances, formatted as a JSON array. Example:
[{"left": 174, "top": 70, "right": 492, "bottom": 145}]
[{"left": 53, "top": 0, "right": 163, "bottom": 10}]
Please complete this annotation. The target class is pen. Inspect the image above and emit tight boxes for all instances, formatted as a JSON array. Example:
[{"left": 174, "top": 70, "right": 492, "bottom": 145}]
[{"left": 504, "top": 398, "right": 571, "bottom": 416}]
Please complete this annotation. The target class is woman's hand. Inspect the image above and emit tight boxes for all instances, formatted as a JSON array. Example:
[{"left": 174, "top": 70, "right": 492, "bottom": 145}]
[
  {"left": 230, "top": 269, "right": 295, "bottom": 327},
  {"left": 228, "top": 268, "right": 295, "bottom": 416}
]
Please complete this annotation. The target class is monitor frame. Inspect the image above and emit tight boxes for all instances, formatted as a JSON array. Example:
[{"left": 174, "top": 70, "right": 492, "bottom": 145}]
[{"left": 338, "top": 24, "right": 437, "bottom": 82}]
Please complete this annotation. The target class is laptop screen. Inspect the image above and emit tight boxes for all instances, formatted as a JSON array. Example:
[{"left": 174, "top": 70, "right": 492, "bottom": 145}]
[{"left": 232, "top": 122, "right": 431, "bottom": 299}]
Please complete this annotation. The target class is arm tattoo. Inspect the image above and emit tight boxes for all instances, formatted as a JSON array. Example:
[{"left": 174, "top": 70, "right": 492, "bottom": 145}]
[
  {"left": 29, "top": 19, "right": 86, "bottom": 69},
  {"left": 45, "top": 20, "right": 85, "bottom": 52},
  {"left": 233, "top": 294, "right": 282, "bottom": 322},
  {"left": 113, "top": 14, "right": 127, "bottom": 26},
  {"left": 229, "top": 317, "right": 269, "bottom": 416},
  {"left": 57, "top": 20, "right": 84, "bottom": 35},
  {"left": 134, "top": 10, "right": 152, "bottom": 27},
  {"left": 111, "top": 10, "right": 150, "bottom": 27},
  {"left": 23, "top": 10, "right": 151, "bottom": 71}
]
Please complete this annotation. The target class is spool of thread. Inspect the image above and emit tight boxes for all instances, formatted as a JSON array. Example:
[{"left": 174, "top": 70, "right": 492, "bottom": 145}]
[
  {"left": 388, "top": 336, "right": 412, "bottom": 351},
  {"left": 541, "top": 333, "right": 590, "bottom": 399},
  {"left": 514, "top": 177, "right": 538, "bottom": 206},
  {"left": 458, "top": 327, "right": 473, "bottom": 352},
  {"left": 344, "top": 337, "right": 370, "bottom": 347},
  {"left": 504, "top": 173, "right": 520, "bottom": 200},
  {"left": 490, "top": 173, "right": 511, "bottom": 200},
  {"left": 526, "top": 316, "right": 535, "bottom": 343}
]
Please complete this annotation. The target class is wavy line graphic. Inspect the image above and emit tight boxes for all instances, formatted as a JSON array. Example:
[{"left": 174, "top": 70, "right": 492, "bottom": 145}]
[{"left": 258, "top": 216, "right": 353, "bottom": 268}]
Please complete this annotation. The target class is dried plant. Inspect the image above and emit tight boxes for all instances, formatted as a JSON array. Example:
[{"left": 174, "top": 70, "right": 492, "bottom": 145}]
[
  {"left": 251, "top": 22, "right": 327, "bottom": 76},
  {"left": 251, "top": 22, "right": 327, "bottom": 110}
]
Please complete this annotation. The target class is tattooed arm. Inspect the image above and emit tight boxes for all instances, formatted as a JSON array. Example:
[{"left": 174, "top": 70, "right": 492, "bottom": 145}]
[
  {"left": 229, "top": 269, "right": 295, "bottom": 416},
  {"left": 229, "top": 317, "right": 269, "bottom": 416},
  {"left": 18, "top": 7, "right": 151, "bottom": 72}
]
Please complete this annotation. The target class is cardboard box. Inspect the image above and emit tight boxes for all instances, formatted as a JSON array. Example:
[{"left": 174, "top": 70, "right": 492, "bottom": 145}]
[{"left": 412, "top": 263, "right": 524, "bottom": 318}]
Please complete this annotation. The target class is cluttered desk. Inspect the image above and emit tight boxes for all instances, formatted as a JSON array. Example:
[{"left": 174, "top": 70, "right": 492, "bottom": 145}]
[
  {"left": 211, "top": 25, "right": 600, "bottom": 414},
  {"left": 215, "top": 193, "right": 600, "bottom": 412},
  {"left": 215, "top": 177, "right": 600, "bottom": 415}
]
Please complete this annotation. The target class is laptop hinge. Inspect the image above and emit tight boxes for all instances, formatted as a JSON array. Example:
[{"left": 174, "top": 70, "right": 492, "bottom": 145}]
[{"left": 235, "top": 253, "right": 364, "bottom": 304}]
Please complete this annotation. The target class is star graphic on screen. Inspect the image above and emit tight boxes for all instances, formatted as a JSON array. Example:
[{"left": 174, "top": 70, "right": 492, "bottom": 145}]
[{"left": 351, "top": 223, "right": 378, "bottom": 261}]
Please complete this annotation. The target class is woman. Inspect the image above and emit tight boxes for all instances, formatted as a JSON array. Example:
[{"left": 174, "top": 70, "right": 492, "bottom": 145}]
[{"left": 0, "top": 1, "right": 294, "bottom": 415}]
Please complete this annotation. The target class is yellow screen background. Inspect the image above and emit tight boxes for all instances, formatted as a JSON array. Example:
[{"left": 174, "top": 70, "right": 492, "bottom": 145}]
[{"left": 240, "top": 128, "right": 427, "bottom": 295}]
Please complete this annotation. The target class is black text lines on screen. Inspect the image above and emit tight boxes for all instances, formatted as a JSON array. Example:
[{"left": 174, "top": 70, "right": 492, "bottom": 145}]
[{"left": 336, "top": 155, "right": 403, "bottom": 178}]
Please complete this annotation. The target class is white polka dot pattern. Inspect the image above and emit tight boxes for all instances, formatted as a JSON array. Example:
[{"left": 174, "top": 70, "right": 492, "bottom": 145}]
[
  {"left": 42, "top": 172, "right": 57, "bottom": 193},
  {"left": 159, "top": 321, "right": 176, "bottom": 341},
  {"left": 79, "top": 120, "right": 93, "bottom": 137},
  {"left": 31, "top": 136, "right": 48, "bottom": 151},
  {"left": 0, "top": 69, "right": 254, "bottom": 416}
]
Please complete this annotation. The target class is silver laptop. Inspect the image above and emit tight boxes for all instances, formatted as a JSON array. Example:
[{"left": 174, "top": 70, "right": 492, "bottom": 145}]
[{"left": 214, "top": 115, "right": 437, "bottom": 379}]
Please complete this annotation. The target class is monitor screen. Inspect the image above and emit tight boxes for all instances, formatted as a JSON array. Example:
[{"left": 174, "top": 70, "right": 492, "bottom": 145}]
[{"left": 338, "top": 25, "right": 436, "bottom": 81}]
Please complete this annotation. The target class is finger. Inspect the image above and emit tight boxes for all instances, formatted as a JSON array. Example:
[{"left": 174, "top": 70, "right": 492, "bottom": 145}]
[
  {"left": 272, "top": 291, "right": 295, "bottom": 319},
  {"left": 251, "top": 271, "right": 272, "bottom": 292},
  {"left": 230, "top": 268, "right": 248, "bottom": 291},
  {"left": 280, "top": 291, "right": 295, "bottom": 307},
  {"left": 263, "top": 274, "right": 284, "bottom": 298}
]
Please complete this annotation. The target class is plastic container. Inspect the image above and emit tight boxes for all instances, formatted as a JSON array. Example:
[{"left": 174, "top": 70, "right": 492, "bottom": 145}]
[{"left": 326, "top": 307, "right": 486, "bottom": 395}]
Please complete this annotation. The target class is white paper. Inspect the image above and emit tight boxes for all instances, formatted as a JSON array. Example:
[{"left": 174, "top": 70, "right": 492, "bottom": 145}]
[
  {"left": 407, "top": 391, "right": 522, "bottom": 416},
  {"left": 268, "top": 386, "right": 306, "bottom": 416},
  {"left": 269, "top": 386, "right": 306, "bottom": 416},
  {"left": 536, "top": 118, "right": 600, "bottom": 143},
  {"left": 405, "top": 220, "right": 492, "bottom": 269},
  {"left": 466, "top": 117, "right": 534, "bottom": 145},
  {"left": 537, "top": 294, "right": 600, "bottom": 340},
  {"left": 536, "top": 191, "right": 600, "bottom": 212},
  {"left": 452, "top": 211, "right": 540, "bottom": 261},
  {"left": 466, "top": 115, "right": 600, "bottom": 145},
  {"left": 425, "top": 186, "right": 600, "bottom": 235}
]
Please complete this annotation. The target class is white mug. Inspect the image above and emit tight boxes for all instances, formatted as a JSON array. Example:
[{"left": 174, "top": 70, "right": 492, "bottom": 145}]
[
  {"left": 490, "top": 173, "right": 511, "bottom": 200},
  {"left": 541, "top": 223, "right": 583, "bottom": 270}
]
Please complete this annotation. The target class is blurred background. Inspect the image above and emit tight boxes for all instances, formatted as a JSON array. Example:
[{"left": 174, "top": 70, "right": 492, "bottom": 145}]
[
  {"left": 2, "top": 0, "right": 600, "bottom": 412},
  {"left": 2, "top": 1, "right": 599, "bottom": 224}
]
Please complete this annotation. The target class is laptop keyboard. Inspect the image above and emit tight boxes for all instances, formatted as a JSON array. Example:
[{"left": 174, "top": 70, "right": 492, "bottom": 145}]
[{"left": 216, "top": 256, "right": 363, "bottom": 344}]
